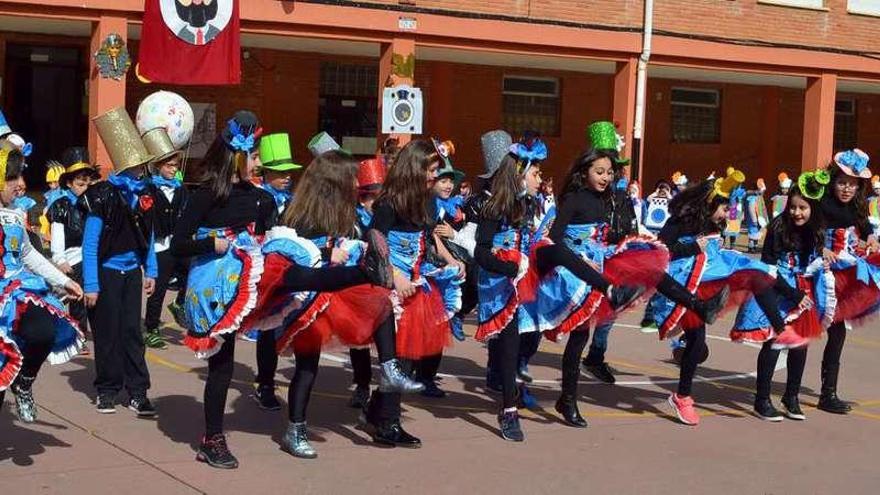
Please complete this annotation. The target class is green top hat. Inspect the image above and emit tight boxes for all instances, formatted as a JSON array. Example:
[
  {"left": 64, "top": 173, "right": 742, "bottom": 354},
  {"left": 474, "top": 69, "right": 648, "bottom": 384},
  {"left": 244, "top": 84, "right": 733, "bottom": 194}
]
[
  {"left": 587, "top": 121, "right": 629, "bottom": 165},
  {"left": 260, "top": 133, "right": 301, "bottom": 172}
]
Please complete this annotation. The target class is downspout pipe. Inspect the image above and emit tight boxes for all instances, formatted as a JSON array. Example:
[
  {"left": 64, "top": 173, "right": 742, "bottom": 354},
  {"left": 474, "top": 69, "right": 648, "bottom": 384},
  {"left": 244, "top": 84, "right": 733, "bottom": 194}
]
[{"left": 632, "top": 0, "right": 653, "bottom": 183}]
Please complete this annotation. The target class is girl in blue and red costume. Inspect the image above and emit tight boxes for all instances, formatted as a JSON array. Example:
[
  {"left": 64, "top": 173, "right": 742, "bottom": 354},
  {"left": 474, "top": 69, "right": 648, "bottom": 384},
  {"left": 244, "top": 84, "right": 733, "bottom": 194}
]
[
  {"left": 173, "top": 112, "right": 394, "bottom": 469},
  {"left": 0, "top": 148, "right": 84, "bottom": 424},
  {"left": 243, "top": 150, "right": 394, "bottom": 459},
  {"left": 812, "top": 149, "right": 880, "bottom": 415},
  {"left": 473, "top": 146, "right": 544, "bottom": 442},
  {"left": 733, "top": 170, "right": 830, "bottom": 421},
  {"left": 362, "top": 138, "right": 464, "bottom": 449}
]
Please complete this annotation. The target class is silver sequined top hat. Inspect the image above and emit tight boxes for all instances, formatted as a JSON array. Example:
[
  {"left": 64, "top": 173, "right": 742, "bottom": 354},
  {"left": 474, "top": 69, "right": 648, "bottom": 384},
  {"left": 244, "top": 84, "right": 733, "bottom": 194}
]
[
  {"left": 308, "top": 132, "right": 341, "bottom": 158},
  {"left": 479, "top": 130, "right": 513, "bottom": 179}
]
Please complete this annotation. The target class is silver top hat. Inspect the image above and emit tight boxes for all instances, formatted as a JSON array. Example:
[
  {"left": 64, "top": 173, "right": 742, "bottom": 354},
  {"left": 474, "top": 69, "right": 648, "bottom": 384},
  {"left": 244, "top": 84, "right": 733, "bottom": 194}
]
[
  {"left": 308, "top": 132, "right": 341, "bottom": 158},
  {"left": 479, "top": 130, "right": 513, "bottom": 179}
]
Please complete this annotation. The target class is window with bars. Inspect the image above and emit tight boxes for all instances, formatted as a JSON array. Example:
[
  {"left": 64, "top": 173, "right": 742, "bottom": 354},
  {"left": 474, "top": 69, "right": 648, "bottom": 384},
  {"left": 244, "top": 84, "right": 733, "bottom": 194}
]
[
  {"left": 834, "top": 98, "right": 858, "bottom": 152},
  {"left": 502, "top": 75, "right": 560, "bottom": 137},
  {"left": 318, "top": 62, "right": 379, "bottom": 143},
  {"left": 671, "top": 87, "right": 721, "bottom": 144}
]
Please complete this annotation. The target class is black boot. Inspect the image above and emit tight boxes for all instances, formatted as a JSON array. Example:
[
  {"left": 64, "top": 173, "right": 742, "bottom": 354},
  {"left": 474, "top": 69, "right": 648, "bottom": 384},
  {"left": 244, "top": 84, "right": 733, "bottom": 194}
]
[
  {"left": 607, "top": 285, "right": 644, "bottom": 311},
  {"left": 360, "top": 230, "right": 394, "bottom": 289},
  {"left": 692, "top": 286, "right": 730, "bottom": 325},
  {"left": 818, "top": 362, "right": 852, "bottom": 414},
  {"left": 555, "top": 395, "right": 587, "bottom": 428},
  {"left": 368, "top": 419, "right": 422, "bottom": 448},
  {"left": 582, "top": 346, "right": 615, "bottom": 384}
]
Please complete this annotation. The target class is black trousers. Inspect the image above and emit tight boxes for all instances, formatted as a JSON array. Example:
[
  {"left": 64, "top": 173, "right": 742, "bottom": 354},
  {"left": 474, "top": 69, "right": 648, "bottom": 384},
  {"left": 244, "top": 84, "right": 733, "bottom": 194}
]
[
  {"left": 144, "top": 250, "right": 188, "bottom": 331},
  {"left": 17, "top": 305, "right": 57, "bottom": 379},
  {"left": 89, "top": 267, "right": 151, "bottom": 397},
  {"left": 68, "top": 263, "right": 88, "bottom": 336},
  {"left": 823, "top": 322, "right": 847, "bottom": 369},
  {"left": 495, "top": 319, "right": 520, "bottom": 409},
  {"left": 289, "top": 351, "right": 320, "bottom": 423},
  {"left": 205, "top": 337, "right": 236, "bottom": 437},
  {"left": 677, "top": 326, "right": 707, "bottom": 396},
  {"left": 349, "top": 347, "right": 372, "bottom": 387},
  {"left": 256, "top": 330, "right": 279, "bottom": 388},
  {"left": 756, "top": 342, "right": 807, "bottom": 400}
]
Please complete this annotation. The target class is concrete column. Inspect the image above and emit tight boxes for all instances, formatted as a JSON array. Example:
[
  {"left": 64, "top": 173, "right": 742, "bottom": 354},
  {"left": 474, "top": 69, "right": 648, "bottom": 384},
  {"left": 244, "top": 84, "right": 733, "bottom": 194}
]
[
  {"left": 378, "top": 36, "right": 415, "bottom": 147},
  {"left": 88, "top": 15, "right": 128, "bottom": 176},
  {"left": 612, "top": 57, "right": 638, "bottom": 180},
  {"left": 801, "top": 73, "right": 837, "bottom": 171}
]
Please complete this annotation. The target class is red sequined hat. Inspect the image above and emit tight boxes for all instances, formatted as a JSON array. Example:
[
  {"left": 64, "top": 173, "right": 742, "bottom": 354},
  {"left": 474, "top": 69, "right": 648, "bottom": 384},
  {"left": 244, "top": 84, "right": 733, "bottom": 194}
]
[{"left": 358, "top": 157, "right": 386, "bottom": 190}]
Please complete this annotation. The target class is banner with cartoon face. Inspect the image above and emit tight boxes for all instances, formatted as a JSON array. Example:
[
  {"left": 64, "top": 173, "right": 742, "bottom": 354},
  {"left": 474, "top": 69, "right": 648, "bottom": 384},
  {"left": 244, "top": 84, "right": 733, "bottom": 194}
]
[{"left": 159, "top": 0, "right": 233, "bottom": 46}]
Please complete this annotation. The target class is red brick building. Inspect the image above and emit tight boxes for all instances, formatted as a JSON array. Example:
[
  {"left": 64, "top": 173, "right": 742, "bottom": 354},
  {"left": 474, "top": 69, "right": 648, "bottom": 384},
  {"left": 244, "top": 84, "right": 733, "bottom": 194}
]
[{"left": 0, "top": 0, "right": 879, "bottom": 189}]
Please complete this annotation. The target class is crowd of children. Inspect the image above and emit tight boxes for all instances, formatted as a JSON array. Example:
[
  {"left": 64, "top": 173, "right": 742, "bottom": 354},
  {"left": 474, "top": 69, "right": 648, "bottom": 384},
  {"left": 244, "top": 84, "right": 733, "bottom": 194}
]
[{"left": 1, "top": 100, "right": 879, "bottom": 469}]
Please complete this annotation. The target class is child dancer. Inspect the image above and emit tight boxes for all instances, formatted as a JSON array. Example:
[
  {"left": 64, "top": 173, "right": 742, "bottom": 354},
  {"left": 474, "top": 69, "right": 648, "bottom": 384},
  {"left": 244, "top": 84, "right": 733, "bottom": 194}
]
[
  {"left": 0, "top": 148, "right": 84, "bottom": 422},
  {"left": 744, "top": 178, "right": 769, "bottom": 253},
  {"left": 246, "top": 150, "right": 393, "bottom": 459},
  {"left": 47, "top": 149, "right": 99, "bottom": 353},
  {"left": 733, "top": 170, "right": 829, "bottom": 421},
  {"left": 174, "top": 112, "right": 393, "bottom": 469},
  {"left": 770, "top": 172, "right": 792, "bottom": 219},
  {"left": 813, "top": 149, "right": 880, "bottom": 414},
  {"left": 142, "top": 128, "right": 187, "bottom": 350},
  {"left": 83, "top": 108, "right": 158, "bottom": 418},
  {"left": 363, "top": 138, "right": 464, "bottom": 448},
  {"left": 473, "top": 146, "right": 543, "bottom": 441}
]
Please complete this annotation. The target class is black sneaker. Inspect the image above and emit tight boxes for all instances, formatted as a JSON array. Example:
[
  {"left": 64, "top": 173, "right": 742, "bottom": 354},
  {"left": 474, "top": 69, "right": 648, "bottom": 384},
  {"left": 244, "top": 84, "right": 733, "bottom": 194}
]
[
  {"left": 582, "top": 362, "right": 616, "bottom": 384},
  {"left": 360, "top": 229, "right": 394, "bottom": 289},
  {"left": 420, "top": 380, "right": 447, "bottom": 399},
  {"left": 349, "top": 386, "right": 371, "bottom": 409},
  {"left": 608, "top": 285, "right": 644, "bottom": 311},
  {"left": 498, "top": 409, "right": 524, "bottom": 442},
  {"left": 197, "top": 433, "right": 239, "bottom": 469},
  {"left": 128, "top": 396, "right": 157, "bottom": 418},
  {"left": 781, "top": 395, "right": 806, "bottom": 421},
  {"left": 252, "top": 385, "right": 282, "bottom": 411},
  {"left": 754, "top": 398, "right": 783, "bottom": 422},
  {"left": 817, "top": 392, "right": 852, "bottom": 414},
  {"left": 96, "top": 395, "right": 116, "bottom": 414}
]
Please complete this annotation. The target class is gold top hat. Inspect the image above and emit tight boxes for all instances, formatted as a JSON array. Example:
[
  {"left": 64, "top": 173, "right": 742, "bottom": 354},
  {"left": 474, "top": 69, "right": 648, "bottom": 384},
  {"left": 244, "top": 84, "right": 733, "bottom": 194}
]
[
  {"left": 142, "top": 127, "right": 182, "bottom": 164},
  {"left": 92, "top": 107, "right": 153, "bottom": 173},
  {"left": 711, "top": 167, "right": 745, "bottom": 200}
]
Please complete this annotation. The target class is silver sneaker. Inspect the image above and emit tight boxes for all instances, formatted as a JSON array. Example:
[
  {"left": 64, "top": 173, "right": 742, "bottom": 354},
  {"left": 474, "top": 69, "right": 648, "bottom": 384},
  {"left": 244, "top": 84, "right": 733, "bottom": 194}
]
[
  {"left": 283, "top": 422, "right": 317, "bottom": 459},
  {"left": 378, "top": 359, "right": 425, "bottom": 393},
  {"left": 11, "top": 376, "right": 37, "bottom": 423}
]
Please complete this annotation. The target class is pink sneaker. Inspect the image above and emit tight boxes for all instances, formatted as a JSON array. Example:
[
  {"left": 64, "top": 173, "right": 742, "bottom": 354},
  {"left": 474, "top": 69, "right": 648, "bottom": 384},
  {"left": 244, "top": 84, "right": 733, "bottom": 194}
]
[
  {"left": 668, "top": 393, "right": 700, "bottom": 426},
  {"left": 771, "top": 328, "right": 809, "bottom": 350}
]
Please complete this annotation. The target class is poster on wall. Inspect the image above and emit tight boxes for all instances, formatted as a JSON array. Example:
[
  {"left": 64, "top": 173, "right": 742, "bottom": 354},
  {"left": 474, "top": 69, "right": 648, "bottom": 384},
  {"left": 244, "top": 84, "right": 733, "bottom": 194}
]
[{"left": 189, "top": 102, "right": 216, "bottom": 158}]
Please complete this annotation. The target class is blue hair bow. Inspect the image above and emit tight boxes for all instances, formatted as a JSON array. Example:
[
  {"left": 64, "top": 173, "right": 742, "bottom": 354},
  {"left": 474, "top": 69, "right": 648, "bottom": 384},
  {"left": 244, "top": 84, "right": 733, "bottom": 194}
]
[
  {"left": 509, "top": 139, "right": 548, "bottom": 164},
  {"left": 227, "top": 119, "right": 256, "bottom": 153},
  {"left": 838, "top": 149, "right": 869, "bottom": 173},
  {"left": 21, "top": 142, "right": 33, "bottom": 157},
  {"left": 730, "top": 185, "right": 746, "bottom": 203}
]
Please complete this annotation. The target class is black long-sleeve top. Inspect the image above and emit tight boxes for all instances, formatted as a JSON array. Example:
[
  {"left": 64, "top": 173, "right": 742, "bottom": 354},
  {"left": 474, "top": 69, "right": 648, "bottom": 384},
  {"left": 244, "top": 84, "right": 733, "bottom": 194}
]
[
  {"left": 369, "top": 198, "right": 435, "bottom": 235},
  {"left": 760, "top": 220, "right": 809, "bottom": 303},
  {"left": 821, "top": 195, "right": 869, "bottom": 241},
  {"left": 658, "top": 217, "right": 704, "bottom": 261},
  {"left": 549, "top": 189, "right": 607, "bottom": 244},
  {"left": 171, "top": 182, "right": 276, "bottom": 258},
  {"left": 475, "top": 217, "right": 519, "bottom": 278}
]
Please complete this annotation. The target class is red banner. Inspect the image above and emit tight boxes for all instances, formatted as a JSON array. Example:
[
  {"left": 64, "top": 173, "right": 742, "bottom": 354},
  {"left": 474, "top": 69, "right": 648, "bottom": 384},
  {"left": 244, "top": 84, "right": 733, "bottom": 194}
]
[{"left": 138, "top": 0, "right": 240, "bottom": 85}]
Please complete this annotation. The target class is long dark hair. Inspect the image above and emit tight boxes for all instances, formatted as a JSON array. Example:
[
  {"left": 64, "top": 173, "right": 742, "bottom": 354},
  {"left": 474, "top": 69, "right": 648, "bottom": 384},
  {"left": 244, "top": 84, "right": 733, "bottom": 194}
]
[
  {"left": 199, "top": 136, "right": 248, "bottom": 203},
  {"left": 828, "top": 162, "right": 871, "bottom": 237},
  {"left": 481, "top": 155, "right": 526, "bottom": 225},
  {"left": 282, "top": 151, "right": 358, "bottom": 238},
  {"left": 669, "top": 180, "right": 728, "bottom": 234},
  {"left": 376, "top": 139, "right": 435, "bottom": 226},
  {"left": 767, "top": 185, "right": 825, "bottom": 262},
  {"left": 3, "top": 149, "right": 25, "bottom": 182},
  {"left": 558, "top": 148, "right": 617, "bottom": 206}
]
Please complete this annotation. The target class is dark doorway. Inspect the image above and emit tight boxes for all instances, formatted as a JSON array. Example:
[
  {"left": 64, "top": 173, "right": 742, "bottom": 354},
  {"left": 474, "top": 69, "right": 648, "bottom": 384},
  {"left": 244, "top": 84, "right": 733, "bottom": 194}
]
[{"left": 5, "top": 43, "right": 87, "bottom": 189}]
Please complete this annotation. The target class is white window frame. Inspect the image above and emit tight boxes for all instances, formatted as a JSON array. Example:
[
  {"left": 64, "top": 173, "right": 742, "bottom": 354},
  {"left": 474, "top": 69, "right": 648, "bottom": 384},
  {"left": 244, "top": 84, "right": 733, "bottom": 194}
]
[
  {"left": 848, "top": 0, "right": 880, "bottom": 17},
  {"left": 502, "top": 75, "right": 559, "bottom": 98},
  {"left": 757, "top": 0, "right": 827, "bottom": 12},
  {"left": 670, "top": 87, "right": 720, "bottom": 109}
]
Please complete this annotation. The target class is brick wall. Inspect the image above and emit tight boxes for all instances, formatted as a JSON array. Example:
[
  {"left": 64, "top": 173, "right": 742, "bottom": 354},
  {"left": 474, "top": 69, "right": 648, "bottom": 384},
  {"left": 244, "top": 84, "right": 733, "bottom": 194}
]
[{"left": 350, "top": 0, "right": 880, "bottom": 53}]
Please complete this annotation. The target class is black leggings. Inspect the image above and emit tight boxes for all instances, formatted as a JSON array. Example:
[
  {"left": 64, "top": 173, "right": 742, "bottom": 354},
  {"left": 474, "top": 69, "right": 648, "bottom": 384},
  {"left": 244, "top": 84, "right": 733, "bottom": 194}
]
[
  {"left": 823, "top": 322, "right": 847, "bottom": 368},
  {"left": 497, "top": 319, "right": 520, "bottom": 409},
  {"left": 756, "top": 342, "right": 807, "bottom": 400},
  {"left": 256, "top": 331, "right": 279, "bottom": 388},
  {"left": 205, "top": 337, "right": 236, "bottom": 437},
  {"left": 754, "top": 288, "right": 787, "bottom": 332},
  {"left": 416, "top": 354, "right": 442, "bottom": 383},
  {"left": 18, "top": 305, "right": 57, "bottom": 379},
  {"left": 289, "top": 351, "right": 320, "bottom": 423},
  {"left": 561, "top": 327, "right": 590, "bottom": 398},
  {"left": 677, "top": 326, "right": 707, "bottom": 396},
  {"left": 536, "top": 244, "right": 610, "bottom": 292},
  {"left": 349, "top": 347, "right": 372, "bottom": 387}
]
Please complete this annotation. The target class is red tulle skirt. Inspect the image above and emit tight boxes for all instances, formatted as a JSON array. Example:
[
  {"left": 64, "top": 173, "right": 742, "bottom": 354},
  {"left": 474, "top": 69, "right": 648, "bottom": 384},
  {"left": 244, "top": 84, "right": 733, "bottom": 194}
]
[
  {"left": 830, "top": 253, "right": 880, "bottom": 324},
  {"left": 245, "top": 253, "right": 294, "bottom": 328},
  {"left": 679, "top": 270, "right": 777, "bottom": 331},
  {"left": 396, "top": 281, "right": 452, "bottom": 359}
]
